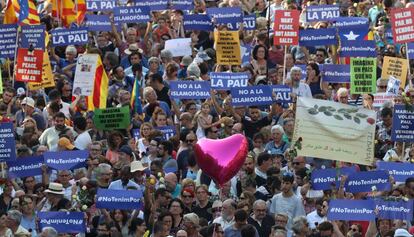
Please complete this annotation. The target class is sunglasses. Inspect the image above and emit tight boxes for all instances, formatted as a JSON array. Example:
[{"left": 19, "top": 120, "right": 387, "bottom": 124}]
[{"left": 186, "top": 139, "right": 195, "bottom": 143}]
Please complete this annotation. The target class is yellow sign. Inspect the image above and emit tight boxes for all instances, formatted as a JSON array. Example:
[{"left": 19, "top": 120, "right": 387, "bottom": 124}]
[
  {"left": 381, "top": 56, "right": 408, "bottom": 88},
  {"left": 293, "top": 97, "right": 376, "bottom": 166},
  {"left": 214, "top": 31, "right": 241, "bottom": 65},
  {"left": 28, "top": 52, "right": 55, "bottom": 90}
]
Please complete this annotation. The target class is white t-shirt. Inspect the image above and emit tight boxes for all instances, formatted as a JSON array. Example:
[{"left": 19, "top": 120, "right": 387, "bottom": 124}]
[
  {"left": 74, "top": 131, "right": 92, "bottom": 150},
  {"left": 292, "top": 82, "right": 313, "bottom": 98}
]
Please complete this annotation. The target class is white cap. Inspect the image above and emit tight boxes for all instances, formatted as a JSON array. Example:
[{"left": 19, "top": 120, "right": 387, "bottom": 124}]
[
  {"left": 395, "top": 229, "right": 412, "bottom": 237},
  {"left": 21, "top": 97, "right": 35, "bottom": 108}
]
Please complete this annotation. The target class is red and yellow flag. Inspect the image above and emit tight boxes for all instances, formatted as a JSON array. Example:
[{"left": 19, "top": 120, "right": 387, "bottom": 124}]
[
  {"left": 3, "top": 0, "right": 40, "bottom": 25},
  {"left": 76, "top": 0, "right": 86, "bottom": 25},
  {"left": 86, "top": 55, "right": 109, "bottom": 111},
  {"left": 49, "top": 0, "right": 76, "bottom": 27}
]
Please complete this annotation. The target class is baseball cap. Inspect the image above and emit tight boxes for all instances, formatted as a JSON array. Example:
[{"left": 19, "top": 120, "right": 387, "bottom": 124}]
[{"left": 21, "top": 97, "right": 35, "bottom": 108}]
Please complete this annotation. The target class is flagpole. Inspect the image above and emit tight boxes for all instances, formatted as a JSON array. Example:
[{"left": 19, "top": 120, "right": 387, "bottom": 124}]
[
  {"left": 283, "top": 46, "right": 287, "bottom": 85},
  {"left": 75, "top": 0, "right": 78, "bottom": 25},
  {"left": 55, "top": 0, "right": 60, "bottom": 26},
  {"left": 11, "top": 26, "right": 20, "bottom": 89},
  {"left": 406, "top": 43, "right": 413, "bottom": 89},
  {"left": 59, "top": 0, "right": 63, "bottom": 27},
  {"left": 266, "top": 1, "right": 271, "bottom": 80}
]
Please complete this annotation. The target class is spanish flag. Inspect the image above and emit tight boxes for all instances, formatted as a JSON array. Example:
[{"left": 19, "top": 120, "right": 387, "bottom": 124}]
[
  {"left": 86, "top": 55, "right": 109, "bottom": 111},
  {"left": 3, "top": 0, "right": 40, "bottom": 25}
]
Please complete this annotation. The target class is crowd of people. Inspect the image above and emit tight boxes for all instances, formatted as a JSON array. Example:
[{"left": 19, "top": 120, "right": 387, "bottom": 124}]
[{"left": 0, "top": 0, "right": 414, "bottom": 236}]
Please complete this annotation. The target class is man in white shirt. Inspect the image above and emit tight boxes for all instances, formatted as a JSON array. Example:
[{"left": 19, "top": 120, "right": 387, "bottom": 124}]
[
  {"left": 73, "top": 116, "right": 92, "bottom": 150},
  {"left": 39, "top": 112, "right": 76, "bottom": 151},
  {"left": 213, "top": 199, "right": 236, "bottom": 230},
  {"left": 290, "top": 66, "right": 312, "bottom": 98},
  {"left": 306, "top": 199, "right": 327, "bottom": 230},
  {"left": 42, "top": 89, "right": 71, "bottom": 126}
]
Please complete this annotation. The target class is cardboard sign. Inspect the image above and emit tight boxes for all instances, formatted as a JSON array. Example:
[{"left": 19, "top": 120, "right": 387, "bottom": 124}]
[
  {"left": 350, "top": 58, "right": 376, "bottom": 94},
  {"left": 93, "top": 106, "right": 131, "bottom": 130},
  {"left": 170, "top": 81, "right": 211, "bottom": 99},
  {"left": 0, "top": 123, "right": 16, "bottom": 162},
  {"left": 15, "top": 48, "right": 43, "bottom": 83},
  {"left": 391, "top": 8, "right": 414, "bottom": 44},
  {"left": 306, "top": 5, "right": 340, "bottom": 22},
  {"left": 293, "top": 97, "right": 376, "bottom": 166},
  {"left": 73, "top": 54, "right": 98, "bottom": 96},
  {"left": 391, "top": 104, "right": 414, "bottom": 142},
  {"left": 0, "top": 24, "right": 18, "bottom": 59},
  {"left": 381, "top": 56, "right": 408, "bottom": 88},
  {"left": 21, "top": 25, "right": 45, "bottom": 50},
  {"left": 215, "top": 31, "right": 241, "bottom": 65},
  {"left": 273, "top": 10, "right": 300, "bottom": 45},
  {"left": 86, "top": 0, "right": 116, "bottom": 11},
  {"left": 113, "top": 6, "right": 151, "bottom": 23},
  {"left": 51, "top": 28, "right": 89, "bottom": 46},
  {"left": 28, "top": 52, "right": 55, "bottom": 90}
]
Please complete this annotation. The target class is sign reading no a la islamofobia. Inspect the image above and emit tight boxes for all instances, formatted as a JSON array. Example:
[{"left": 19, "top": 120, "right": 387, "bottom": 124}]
[
  {"left": 293, "top": 97, "right": 376, "bottom": 165},
  {"left": 93, "top": 106, "right": 130, "bottom": 130}
]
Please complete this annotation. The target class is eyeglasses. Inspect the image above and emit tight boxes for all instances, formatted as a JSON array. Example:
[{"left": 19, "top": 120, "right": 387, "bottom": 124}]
[{"left": 182, "top": 195, "right": 193, "bottom": 198}]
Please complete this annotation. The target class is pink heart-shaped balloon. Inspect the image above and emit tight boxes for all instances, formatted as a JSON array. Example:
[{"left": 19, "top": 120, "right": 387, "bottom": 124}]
[{"left": 194, "top": 134, "right": 248, "bottom": 186}]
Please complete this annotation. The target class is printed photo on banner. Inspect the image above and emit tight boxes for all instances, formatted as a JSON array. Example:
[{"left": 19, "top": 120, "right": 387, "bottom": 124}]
[
  {"left": 293, "top": 97, "right": 376, "bottom": 165},
  {"left": 381, "top": 56, "right": 408, "bottom": 88},
  {"left": 386, "top": 76, "right": 401, "bottom": 95},
  {"left": 73, "top": 54, "right": 98, "bottom": 96}
]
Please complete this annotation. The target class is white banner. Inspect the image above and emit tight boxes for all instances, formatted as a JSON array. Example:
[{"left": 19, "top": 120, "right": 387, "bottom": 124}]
[{"left": 73, "top": 54, "right": 98, "bottom": 96}]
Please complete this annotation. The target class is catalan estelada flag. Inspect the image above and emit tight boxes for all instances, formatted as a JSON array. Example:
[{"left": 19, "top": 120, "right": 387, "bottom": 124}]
[
  {"left": 3, "top": 0, "right": 40, "bottom": 25},
  {"left": 86, "top": 55, "right": 109, "bottom": 111}
]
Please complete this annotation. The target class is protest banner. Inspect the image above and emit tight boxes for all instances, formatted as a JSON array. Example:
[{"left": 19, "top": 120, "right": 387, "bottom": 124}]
[
  {"left": 156, "top": 126, "right": 177, "bottom": 140},
  {"left": 93, "top": 106, "right": 131, "bottom": 130},
  {"left": 15, "top": 48, "right": 43, "bottom": 83},
  {"left": 377, "top": 161, "right": 414, "bottom": 182},
  {"left": 231, "top": 86, "right": 273, "bottom": 107},
  {"left": 333, "top": 17, "right": 369, "bottom": 28},
  {"left": 299, "top": 28, "right": 337, "bottom": 46},
  {"left": 273, "top": 10, "right": 300, "bottom": 45},
  {"left": 376, "top": 200, "right": 414, "bottom": 220},
  {"left": 38, "top": 212, "right": 85, "bottom": 233},
  {"left": 113, "top": 6, "right": 151, "bottom": 24},
  {"left": 183, "top": 14, "right": 214, "bottom": 31},
  {"left": 0, "top": 123, "right": 16, "bottom": 162},
  {"left": 44, "top": 150, "right": 88, "bottom": 170},
  {"left": 271, "top": 85, "right": 292, "bottom": 103},
  {"left": 373, "top": 93, "right": 394, "bottom": 108},
  {"left": 390, "top": 8, "right": 414, "bottom": 44},
  {"left": 170, "top": 81, "right": 211, "bottom": 99},
  {"left": 170, "top": 0, "right": 193, "bottom": 10},
  {"left": 73, "top": 54, "right": 98, "bottom": 96},
  {"left": 408, "top": 42, "right": 414, "bottom": 59},
  {"left": 350, "top": 58, "right": 376, "bottom": 94},
  {"left": 306, "top": 5, "right": 340, "bottom": 22},
  {"left": 96, "top": 189, "right": 143, "bottom": 210},
  {"left": 311, "top": 167, "right": 357, "bottom": 190},
  {"left": 210, "top": 72, "right": 249, "bottom": 90},
  {"left": 164, "top": 38, "right": 192, "bottom": 57},
  {"left": 85, "top": 15, "right": 119, "bottom": 32},
  {"left": 86, "top": 0, "right": 116, "bottom": 11},
  {"left": 381, "top": 56, "right": 408, "bottom": 87},
  {"left": 0, "top": 24, "right": 18, "bottom": 59},
  {"left": 51, "top": 28, "right": 88, "bottom": 46},
  {"left": 207, "top": 7, "right": 243, "bottom": 28},
  {"left": 293, "top": 97, "right": 376, "bottom": 165},
  {"left": 338, "top": 26, "right": 369, "bottom": 43},
  {"left": 21, "top": 25, "right": 45, "bottom": 50},
  {"left": 386, "top": 76, "right": 401, "bottom": 95},
  {"left": 7, "top": 155, "right": 43, "bottom": 178},
  {"left": 28, "top": 52, "right": 55, "bottom": 90},
  {"left": 391, "top": 104, "right": 414, "bottom": 142},
  {"left": 215, "top": 31, "right": 242, "bottom": 65},
  {"left": 327, "top": 200, "right": 376, "bottom": 221},
  {"left": 241, "top": 45, "right": 251, "bottom": 65},
  {"left": 133, "top": 0, "right": 168, "bottom": 11},
  {"left": 322, "top": 64, "right": 350, "bottom": 83},
  {"left": 340, "top": 41, "right": 376, "bottom": 57},
  {"left": 345, "top": 170, "right": 390, "bottom": 193}
]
